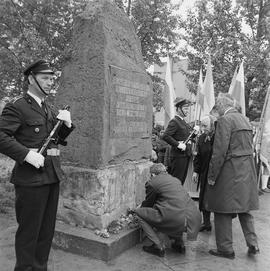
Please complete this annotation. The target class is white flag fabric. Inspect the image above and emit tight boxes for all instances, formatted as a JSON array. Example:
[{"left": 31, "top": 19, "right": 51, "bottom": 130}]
[
  {"left": 228, "top": 65, "right": 238, "bottom": 95},
  {"left": 194, "top": 68, "right": 204, "bottom": 121},
  {"left": 164, "top": 56, "right": 176, "bottom": 127},
  {"left": 201, "top": 57, "right": 215, "bottom": 116},
  {"left": 230, "top": 61, "right": 246, "bottom": 116},
  {"left": 255, "top": 86, "right": 270, "bottom": 171}
]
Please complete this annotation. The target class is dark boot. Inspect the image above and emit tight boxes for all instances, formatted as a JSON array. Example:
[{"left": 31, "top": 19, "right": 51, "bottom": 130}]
[
  {"left": 199, "top": 224, "right": 212, "bottom": 232},
  {"left": 247, "top": 245, "right": 260, "bottom": 255},
  {"left": 200, "top": 211, "right": 211, "bottom": 232}
]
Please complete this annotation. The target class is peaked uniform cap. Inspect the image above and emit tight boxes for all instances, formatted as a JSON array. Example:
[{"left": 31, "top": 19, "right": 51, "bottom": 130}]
[
  {"left": 23, "top": 59, "right": 54, "bottom": 76},
  {"left": 174, "top": 97, "right": 193, "bottom": 107}
]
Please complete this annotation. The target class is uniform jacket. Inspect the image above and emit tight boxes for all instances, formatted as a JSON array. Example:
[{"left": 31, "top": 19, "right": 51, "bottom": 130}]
[
  {"left": 163, "top": 116, "right": 193, "bottom": 158},
  {"left": 204, "top": 108, "right": 259, "bottom": 213},
  {"left": 193, "top": 133, "right": 214, "bottom": 211},
  {"left": 134, "top": 172, "right": 201, "bottom": 240},
  {"left": 0, "top": 94, "right": 74, "bottom": 186}
]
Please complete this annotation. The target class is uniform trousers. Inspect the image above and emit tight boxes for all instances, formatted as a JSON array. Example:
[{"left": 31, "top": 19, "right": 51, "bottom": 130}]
[
  {"left": 136, "top": 216, "right": 184, "bottom": 249},
  {"left": 14, "top": 182, "right": 59, "bottom": 271},
  {"left": 214, "top": 212, "right": 258, "bottom": 253},
  {"left": 170, "top": 156, "right": 190, "bottom": 185}
]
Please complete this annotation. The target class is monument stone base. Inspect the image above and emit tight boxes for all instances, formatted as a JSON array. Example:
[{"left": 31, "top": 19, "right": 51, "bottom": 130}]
[
  {"left": 57, "top": 160, "right": 151, "bottom": 230},
  {"left": 53, "top": 222, "right": 141, "bottom": 261}
]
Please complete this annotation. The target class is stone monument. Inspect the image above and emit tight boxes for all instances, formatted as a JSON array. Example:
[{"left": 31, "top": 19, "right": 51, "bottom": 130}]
[{"left": 55, "top": 0, "right": 152, "bottom": 231}]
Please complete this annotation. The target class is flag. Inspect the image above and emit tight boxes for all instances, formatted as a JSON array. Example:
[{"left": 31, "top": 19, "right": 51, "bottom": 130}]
[
  {"left": 228, "top": 65, "right": 238, "bottom": 94},
  {"left": 194, "top": 68, "right": 204, "bottom": 121},
  {"left": 230, "top": 61, "right": 246, "bottom": 115},
  {"left": 255, "top": 86, "right": 270, "bottom": 163},
  {"left": 201, "top": 56, "right": 215, "bottom": 116},
  {"left": 164, "top": 56, "right": 176, "bottom": 127}
]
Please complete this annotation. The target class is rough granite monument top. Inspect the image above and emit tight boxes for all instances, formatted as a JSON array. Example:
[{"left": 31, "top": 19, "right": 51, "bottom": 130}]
[{"left": 56, "top": 0, "right": 152, "bottom": 168}]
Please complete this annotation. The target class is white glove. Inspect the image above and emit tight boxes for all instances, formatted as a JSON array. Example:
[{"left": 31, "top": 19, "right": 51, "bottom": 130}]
[
  {"left": 193, "top": 125, "right": 200, "bottom": 134},
  {"left": 208, "top": 178, "right": 215, "bottom": 186},
  {"left": 57, "top": 110, "right": 72, "bottom": 128},
  {"left": 24, "top": 150, "right": 45, "bottom": 169},
  {"left": 177, "top": 141, "right": 186, "bottom": 151}
]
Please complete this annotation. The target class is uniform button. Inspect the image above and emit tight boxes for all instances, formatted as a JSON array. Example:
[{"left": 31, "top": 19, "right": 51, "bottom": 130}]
[{"left": 34, "top": 128, "right": 40, "bottom": 133}]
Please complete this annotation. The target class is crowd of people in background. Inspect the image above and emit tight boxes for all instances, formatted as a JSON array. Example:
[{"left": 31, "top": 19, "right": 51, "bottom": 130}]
[{"left": 141, "top": 92, "right": 263, "bottom": 259}]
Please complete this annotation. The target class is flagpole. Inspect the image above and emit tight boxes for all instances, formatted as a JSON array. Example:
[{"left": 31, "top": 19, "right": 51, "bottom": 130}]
[{"left": 254, "top": 86, "right": 270, "bottom": 187}]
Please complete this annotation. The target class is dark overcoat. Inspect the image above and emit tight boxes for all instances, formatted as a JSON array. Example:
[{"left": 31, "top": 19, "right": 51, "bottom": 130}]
[
  {"left": 204, "top": 108, "right": 259, "bottom": 213},
  {"left": 0, "top": 94, "right": 74, "bottom": 186},
  {"left": 193, "top": 133, "right": 214, "bottom": 211},
  {"left": 134, "top": 172, "right": 201, "bottom": 240}
]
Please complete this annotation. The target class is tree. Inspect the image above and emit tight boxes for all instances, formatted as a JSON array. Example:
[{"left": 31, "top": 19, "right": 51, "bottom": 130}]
[
  {"left": 129, "top": 0, "right": 180, "bottom": 67},
  {"left": 237, "top": 0, "right": 270, "bottom": 119},
  {"left": 0, "top": 0, "right": 88, "bottom": 99},
  {"left": 179, "top": 0, "right": 270, "bottom": 120},
  {"left": 0, "top": 0, "right": 180, "bottom": 110}
]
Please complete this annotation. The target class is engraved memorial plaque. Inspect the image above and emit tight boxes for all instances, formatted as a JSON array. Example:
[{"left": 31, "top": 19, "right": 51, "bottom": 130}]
[{"left": 109, "top": 65, "right": 152, "bottom": 138}]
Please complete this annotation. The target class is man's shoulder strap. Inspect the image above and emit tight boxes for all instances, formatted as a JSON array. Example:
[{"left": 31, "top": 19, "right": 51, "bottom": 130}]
[{"left": 9, "top": 95, "right": 24, "bottom": 104}]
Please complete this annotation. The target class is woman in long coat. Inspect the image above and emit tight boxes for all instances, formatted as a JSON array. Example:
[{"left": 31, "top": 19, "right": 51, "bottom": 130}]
[{"left": 193, "top": 115, "right": 215, "bottom": 232}]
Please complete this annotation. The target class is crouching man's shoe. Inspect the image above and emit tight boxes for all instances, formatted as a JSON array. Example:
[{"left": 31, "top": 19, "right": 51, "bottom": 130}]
[
  {"left": 143, "top": 244, "right": 165, "bottom": 257},
  {"left": 248, "top": 245, "right": 260, "bottom": 255},
  {"left": 209, "top": 249, "right": 235, "bottom": 259}
]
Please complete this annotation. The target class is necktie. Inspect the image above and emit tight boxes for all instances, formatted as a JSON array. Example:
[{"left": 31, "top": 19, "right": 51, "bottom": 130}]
[{"left": 41, "top": 101, "right": 47, "bottom": 115}]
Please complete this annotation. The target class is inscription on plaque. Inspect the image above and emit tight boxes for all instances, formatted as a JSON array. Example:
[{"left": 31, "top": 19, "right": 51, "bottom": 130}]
[{"left": 109, "top": 66, "right": 151, "bottom": 138}]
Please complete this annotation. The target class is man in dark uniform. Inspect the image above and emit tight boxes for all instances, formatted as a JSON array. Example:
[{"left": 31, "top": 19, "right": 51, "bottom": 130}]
[
  {"left": 0, "top": 59, "right": 75, "bottom": 271},
  {"left": 163, "top": 97, "right": 199, "bottom": 184},
  {"left": 132, "top": 163, "right": 201, "bottom": 257}
]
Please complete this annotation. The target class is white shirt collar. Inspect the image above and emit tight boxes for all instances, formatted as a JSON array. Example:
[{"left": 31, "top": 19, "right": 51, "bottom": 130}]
[{"left": 27, "top": 91, "right": 43, "bottom": 107}]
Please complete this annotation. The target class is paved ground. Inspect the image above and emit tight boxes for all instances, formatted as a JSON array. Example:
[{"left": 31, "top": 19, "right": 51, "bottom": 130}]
[{"left": 1, "top": 193, "right": 270, "bottom": 271}]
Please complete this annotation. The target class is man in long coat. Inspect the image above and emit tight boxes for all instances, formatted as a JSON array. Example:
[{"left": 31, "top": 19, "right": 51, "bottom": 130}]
[
  {"left": 133, "top": 163, "right": 201, "bottom": 257},
  {"left": 204, "top": 93, "right": 259, "bottom": 259}
]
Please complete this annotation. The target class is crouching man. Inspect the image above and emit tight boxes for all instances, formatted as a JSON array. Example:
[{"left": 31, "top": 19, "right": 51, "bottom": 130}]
[{"left": 132, "top": 163, "right": 201, "bottom": 257}]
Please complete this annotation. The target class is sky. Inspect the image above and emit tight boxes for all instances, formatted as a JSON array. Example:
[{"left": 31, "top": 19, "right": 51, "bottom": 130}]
[{"left": 173, "top": 0, "right": 197, "bottom": 17}]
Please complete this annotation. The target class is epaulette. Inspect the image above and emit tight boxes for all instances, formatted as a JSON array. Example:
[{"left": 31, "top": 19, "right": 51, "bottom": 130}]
[{"left": 9, "top": 96, "right": 24, "bottom": 104}]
